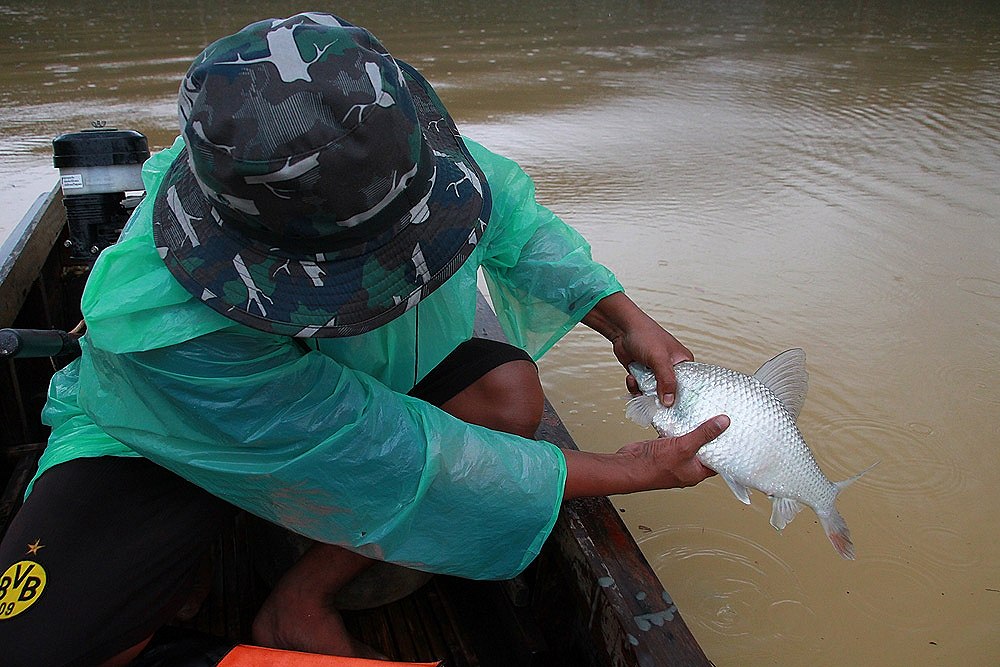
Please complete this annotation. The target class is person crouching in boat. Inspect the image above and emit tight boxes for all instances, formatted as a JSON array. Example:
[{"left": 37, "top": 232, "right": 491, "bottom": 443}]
[{"left": 0, "top": 13, "right": 727, "bottom": 665}]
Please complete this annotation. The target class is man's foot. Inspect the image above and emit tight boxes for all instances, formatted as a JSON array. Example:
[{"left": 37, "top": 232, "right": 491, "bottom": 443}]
[
  {"left": 251, "top": 594, "right": 384, "bottom": 658},
  {"left": 251, "top": 542, "right": 380, "bottom": 657}
]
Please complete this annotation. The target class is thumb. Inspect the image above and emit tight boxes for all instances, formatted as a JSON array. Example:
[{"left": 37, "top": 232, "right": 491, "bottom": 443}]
[{"left": 678, "top": 414, "right": 730, "bottom": 454}]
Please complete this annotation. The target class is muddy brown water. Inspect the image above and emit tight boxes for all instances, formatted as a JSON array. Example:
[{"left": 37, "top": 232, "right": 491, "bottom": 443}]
[{"left": 1, "top": 1, "right": 998, "bottom": 664}]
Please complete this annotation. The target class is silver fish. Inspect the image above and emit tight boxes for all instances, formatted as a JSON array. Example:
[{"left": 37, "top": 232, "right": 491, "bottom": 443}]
[{"left": 626, "top": 349, "right": 874, "bottom": 559}]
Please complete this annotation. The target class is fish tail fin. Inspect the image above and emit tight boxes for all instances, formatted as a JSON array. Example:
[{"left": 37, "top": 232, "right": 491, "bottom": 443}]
[
  {"left": 625, "top": 394, "right": 660, "bottom": 427},
  {"left": 819, "top": 462, "right": 877, "bottom": 560},
  {"left": 834, "top": 460, "right": 879, "bottom": 494},
  {"left": 818, "top": 509, "right": 855, "bottom": 560}
]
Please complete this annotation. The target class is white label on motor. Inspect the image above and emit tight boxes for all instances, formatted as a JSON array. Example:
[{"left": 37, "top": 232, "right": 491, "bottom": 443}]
[{"left": 61, "top": 174, "right": 84, "bottom": 189}]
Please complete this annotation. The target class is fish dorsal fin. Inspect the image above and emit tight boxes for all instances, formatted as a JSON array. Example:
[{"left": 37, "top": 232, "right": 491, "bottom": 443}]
[
  {"left": 753, "top": 348, "right": 809, "bottom": 420},
  {"left": 625, "top": 394, "right": 659, "bottom": 427}
]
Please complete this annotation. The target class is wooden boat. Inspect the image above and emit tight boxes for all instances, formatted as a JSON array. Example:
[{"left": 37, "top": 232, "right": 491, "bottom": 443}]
[{"left": 0, "top": 183, "right": 711, "bottom": 666}]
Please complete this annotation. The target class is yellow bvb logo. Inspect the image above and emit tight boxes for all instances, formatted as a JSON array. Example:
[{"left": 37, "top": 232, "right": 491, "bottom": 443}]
[{"left": 0, "top": 560, "right": 47, "bottom": 619}]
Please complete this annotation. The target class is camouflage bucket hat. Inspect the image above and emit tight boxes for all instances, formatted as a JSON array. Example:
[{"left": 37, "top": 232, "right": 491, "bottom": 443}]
[{"left": 152, "top": 12, "right": 491, "bottom": 337}]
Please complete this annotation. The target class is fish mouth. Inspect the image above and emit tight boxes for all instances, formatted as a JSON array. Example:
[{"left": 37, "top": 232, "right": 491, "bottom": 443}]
[{"left": 626, "top": 362, "right": 657, "bottom": 393}]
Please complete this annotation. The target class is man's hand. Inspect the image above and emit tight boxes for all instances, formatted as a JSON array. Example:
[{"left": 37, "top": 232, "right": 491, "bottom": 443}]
[
  {"left": 582, "top": 292, "right": 693, "bottom": 406},
  {"left": 562, "top": 415, "right": 729, "bottom": 499},
  {"left": 616, "top": 415, "right": 728, "bottom": 491}
]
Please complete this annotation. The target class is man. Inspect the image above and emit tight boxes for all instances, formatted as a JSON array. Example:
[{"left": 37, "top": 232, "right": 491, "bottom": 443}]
[{"left": 0, "top": 13, "right": 727, "bottom": 665}]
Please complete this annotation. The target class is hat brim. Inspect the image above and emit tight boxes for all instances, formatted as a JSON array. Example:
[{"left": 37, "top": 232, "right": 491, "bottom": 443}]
[{"left": 152, "top": 62, "right": 490, "bottom": 338}]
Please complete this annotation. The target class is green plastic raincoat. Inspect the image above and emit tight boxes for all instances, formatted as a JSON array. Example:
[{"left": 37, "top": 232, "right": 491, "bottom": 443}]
[{"left": 32, "top": 137, "right": 623, "bottom": 580}]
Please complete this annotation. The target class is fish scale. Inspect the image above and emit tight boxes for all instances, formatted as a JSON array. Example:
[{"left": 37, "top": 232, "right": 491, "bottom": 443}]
[{"left": 626, "top": 349, "right": 875, "bottom": 560}]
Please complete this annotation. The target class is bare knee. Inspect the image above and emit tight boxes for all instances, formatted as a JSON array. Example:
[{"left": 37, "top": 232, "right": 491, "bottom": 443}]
[{"left": 442, "top": 360, "right": 544, "bottom": 438}]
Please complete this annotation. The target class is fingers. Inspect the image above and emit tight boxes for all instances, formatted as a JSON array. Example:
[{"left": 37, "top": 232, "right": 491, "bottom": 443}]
[
  {"left": 614, "top": 414, "right": 728, "bottom": 491},
  {"left": 671, "top": 415, "right": 728, "bottom": 484},
  {"left": 679, "top": 414, "right": 730, "bottom": 455},
  {"left": 652, "top": 341, "right": 693, "bottom": 407},
  {"left": 624, "top": 365, "right": 675, "bottom": 402},
  {"left": 655, "top": 368, "right": 678, "bottom": 407}
]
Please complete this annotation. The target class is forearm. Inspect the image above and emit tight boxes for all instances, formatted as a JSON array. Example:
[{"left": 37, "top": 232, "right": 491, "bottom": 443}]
[
  {"left": 561, "top": 448, "right": 647, "bottom": 499},
  {"left": 580, "top": 291, "right": 652, "bottom": 342},
  {"left": 560, "top": 415, "right": 729, "bottom": 500}
]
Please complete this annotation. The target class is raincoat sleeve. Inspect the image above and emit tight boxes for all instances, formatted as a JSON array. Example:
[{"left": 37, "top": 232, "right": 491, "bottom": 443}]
[
  {"left": 26, "top": 358, "right": 140, "bottom": 497},
  {"left": 466, "top": 140, "right": 623, "bottom": 359},
  {"left": 76, "top": 327, "right": 566, "bottom": 580}
]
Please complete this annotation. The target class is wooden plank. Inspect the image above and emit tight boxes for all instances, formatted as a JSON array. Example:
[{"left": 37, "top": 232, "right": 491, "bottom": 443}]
[
  {"left": 405, "top": 588, "right": 453, "bottom": 663},
  {"left": 0, "top": 184, "right": 63, "bottom": 328},
  {"left": 418, "top": 579, "right": 479, "bottom": 667},
  {"left": 542, "top": 462, "right": 711, "bottom": 666}
]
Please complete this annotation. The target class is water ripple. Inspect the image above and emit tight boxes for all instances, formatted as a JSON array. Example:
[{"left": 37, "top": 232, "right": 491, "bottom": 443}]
[
  {"left": 956, "top": 276, "right": 1000, "bottom": 300},
  {"left": 639, "top": 525, "right": 815, "bottom": 641},
  {"left": 846, "top": 549, "right": 941, "bottom": 631},
  {"left": 811, "top": 416, "right": 969, "bottom": 504},
  {"left": 911, "top": 524, "right": 985, "bottom": 571},
  {"left": 934, "top": 362, "right": 1000, "bottom": 407}
]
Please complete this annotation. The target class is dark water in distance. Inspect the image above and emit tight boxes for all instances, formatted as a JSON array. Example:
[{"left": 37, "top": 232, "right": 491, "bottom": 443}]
[{"left": 2, "top": 1, "right": 999, "bottom": 664}]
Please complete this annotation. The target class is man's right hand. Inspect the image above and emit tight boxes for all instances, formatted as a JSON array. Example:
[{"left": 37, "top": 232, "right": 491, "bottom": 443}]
[{"left": 561, "top": 414, "right": 729, "bottom": 499}]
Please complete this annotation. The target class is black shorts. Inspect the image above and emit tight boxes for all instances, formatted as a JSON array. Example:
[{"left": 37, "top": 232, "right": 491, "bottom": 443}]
[
  {"left": 0, "top": 337, "right": 532, "bottom": 666},
  {"left": 409, "top": 336, "right": 534, "bottom": 406}
]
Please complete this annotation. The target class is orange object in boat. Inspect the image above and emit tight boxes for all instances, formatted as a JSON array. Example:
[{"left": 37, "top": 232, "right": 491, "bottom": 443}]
[{"left": 216, "top": 644, "right": 443, "bottom": 667}]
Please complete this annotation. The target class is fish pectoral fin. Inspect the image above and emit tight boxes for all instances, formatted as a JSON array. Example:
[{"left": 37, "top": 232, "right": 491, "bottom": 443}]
[
  {"left": 720, "top": 473, "right": 751, "bottom": 504},
  {"left": 769, "top": 496, "right": 803, "bottom": 531},
  {"left": 625, "top": 394, "right": 660, "bottom": 427}
]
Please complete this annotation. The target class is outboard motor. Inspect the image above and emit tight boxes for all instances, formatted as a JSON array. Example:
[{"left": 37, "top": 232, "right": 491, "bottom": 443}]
[
  {"left": 52, "top": 123, "right": 150, "bottom": 262},
  {"left": 0, "top": 124, "right": 150, "bottom": 360}
]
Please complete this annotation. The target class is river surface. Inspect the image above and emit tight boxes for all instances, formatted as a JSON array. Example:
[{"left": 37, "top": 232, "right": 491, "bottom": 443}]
[{"left": 2, "top": 1, "right": 998, "bottom": 664}]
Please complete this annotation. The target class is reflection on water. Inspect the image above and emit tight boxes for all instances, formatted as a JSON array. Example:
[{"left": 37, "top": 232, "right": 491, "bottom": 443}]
[{"left": 2, "top": 1, "right": 999, "bottom": 664}]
